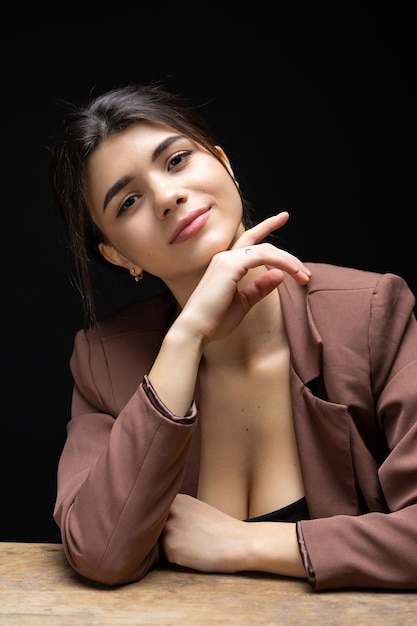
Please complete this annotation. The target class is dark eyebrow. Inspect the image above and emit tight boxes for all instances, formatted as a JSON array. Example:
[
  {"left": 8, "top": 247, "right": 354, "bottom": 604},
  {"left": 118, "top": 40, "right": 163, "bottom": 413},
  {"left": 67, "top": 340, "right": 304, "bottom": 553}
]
[
  {"left": 151, "top": 135, "right": 184, "bottom": 161},
  {"left": 102, "top": 135, "right": 184, "bottom": 212},
  {"left": 103, "top": 175, "right": 133, "bottom": 212}
]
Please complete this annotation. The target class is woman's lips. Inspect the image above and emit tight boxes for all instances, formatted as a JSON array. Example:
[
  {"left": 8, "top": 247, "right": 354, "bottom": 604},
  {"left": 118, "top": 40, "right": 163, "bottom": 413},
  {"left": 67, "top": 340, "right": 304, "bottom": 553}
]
[{"left": 170, "top": 209, "right": 210, "bottom": 244}]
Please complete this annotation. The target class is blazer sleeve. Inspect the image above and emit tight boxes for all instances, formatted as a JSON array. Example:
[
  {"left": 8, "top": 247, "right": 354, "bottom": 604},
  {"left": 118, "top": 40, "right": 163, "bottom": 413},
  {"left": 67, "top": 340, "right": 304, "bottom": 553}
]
[
  {"left": 53, "top": 328, "right": 197, "bottom": 586},
  {"left": 298, "top": 273, "right": 417, "bottom": 590}
]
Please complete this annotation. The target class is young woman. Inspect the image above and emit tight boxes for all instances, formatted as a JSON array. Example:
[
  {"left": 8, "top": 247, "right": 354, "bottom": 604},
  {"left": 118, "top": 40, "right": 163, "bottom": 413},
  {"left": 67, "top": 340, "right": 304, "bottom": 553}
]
[{"left": 50, "top": 84, "right": 417, "bottom": 591}]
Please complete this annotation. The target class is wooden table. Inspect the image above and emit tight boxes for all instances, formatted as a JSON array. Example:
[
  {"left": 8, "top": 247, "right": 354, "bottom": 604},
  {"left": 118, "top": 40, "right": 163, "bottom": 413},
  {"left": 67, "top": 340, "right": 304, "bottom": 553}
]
[{"left": 0, "top": 542, "right": 415, "bottom": 625}]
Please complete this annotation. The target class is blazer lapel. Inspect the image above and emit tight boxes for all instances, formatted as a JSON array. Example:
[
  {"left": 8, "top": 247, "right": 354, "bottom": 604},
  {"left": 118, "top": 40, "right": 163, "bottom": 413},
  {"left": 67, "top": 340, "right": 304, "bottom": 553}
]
[{"left": 280, "top": 278, "right": 361, "bottom": 516}]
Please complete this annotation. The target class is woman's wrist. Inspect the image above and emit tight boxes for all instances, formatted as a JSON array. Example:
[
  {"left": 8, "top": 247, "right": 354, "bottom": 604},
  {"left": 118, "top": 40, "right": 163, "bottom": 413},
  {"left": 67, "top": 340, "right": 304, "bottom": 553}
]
[
  {"left": 147, "top": 318, "right": 204, "bottom": 416},
  {"left": 238, "top": 521, "right": 307, "bottom": 578}
]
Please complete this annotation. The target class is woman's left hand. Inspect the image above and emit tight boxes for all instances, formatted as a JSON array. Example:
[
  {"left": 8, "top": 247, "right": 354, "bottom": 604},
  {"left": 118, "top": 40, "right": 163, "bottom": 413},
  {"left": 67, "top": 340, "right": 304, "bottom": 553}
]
[
  {"left": 161, "top": 493, "right": 247, "bottom": 573},
  {"left": 162, "top": 494, "right": 306, "bottom": 577}
]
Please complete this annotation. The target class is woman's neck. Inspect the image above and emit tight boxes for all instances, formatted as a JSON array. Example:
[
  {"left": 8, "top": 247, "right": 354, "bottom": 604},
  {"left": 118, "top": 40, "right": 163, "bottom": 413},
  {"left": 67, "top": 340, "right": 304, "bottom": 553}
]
[
  {"left": 201, "top": 285, "right": 286, "bottom": 370},
  {"left": 166, "top": 264, "right": 288, "bottom": 369}
]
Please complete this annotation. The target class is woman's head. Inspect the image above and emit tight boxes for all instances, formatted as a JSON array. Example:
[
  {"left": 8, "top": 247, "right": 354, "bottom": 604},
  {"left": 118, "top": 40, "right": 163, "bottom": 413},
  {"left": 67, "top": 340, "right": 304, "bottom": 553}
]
[{"left": 51, "top": 84, "right": 252, "bottom": 324}]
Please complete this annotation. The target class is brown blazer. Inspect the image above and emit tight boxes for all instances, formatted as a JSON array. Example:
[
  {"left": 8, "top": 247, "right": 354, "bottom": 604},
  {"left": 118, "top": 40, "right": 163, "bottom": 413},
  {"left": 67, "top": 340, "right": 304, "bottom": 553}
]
[{"left": 54, "top": 263, "right": 417, "bottom": 590}]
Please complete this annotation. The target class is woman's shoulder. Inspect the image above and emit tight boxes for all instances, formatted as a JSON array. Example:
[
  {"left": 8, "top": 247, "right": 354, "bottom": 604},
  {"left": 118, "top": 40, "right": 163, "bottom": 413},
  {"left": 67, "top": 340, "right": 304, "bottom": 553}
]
[
  {"left": 303, "top": 262, "right": 414, "bottom": 301},
  {"left": 79, "top": 291, "right": 178, "bottom": 344},
  {"left": 281, "top": 262, "right": 415, "bottom": 318},
  {"left": 304, "top": 262, "right": 386, "bottom": 290}
]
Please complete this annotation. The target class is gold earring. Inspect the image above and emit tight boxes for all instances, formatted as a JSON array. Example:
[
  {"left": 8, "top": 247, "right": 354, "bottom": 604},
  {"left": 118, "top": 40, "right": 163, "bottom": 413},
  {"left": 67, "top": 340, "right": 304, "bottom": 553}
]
[{"left": 130, "top": 268, "right": 143, "bottom": 282}]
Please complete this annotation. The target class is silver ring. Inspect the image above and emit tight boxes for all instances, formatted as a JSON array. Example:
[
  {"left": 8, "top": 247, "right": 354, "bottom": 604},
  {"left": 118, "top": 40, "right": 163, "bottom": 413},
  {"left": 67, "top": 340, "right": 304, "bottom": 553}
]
[{"left": 245, "top": 248, "right": 252, "bottom": 254}]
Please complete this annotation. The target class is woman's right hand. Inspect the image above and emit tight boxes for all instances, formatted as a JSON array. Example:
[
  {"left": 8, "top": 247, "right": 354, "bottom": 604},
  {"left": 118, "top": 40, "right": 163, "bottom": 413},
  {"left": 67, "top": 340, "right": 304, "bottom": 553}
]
[
  {"left": 148, "top": 212, "right": 310, "bottom": 416},
  {"left": 179, "top": 212, "right": 311, "bottom": 346}
]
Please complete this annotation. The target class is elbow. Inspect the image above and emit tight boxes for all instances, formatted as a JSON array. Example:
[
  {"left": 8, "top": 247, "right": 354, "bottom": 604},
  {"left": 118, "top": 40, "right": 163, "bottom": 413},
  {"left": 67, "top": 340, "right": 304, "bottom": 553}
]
[{"left": 60, "top": 533, "right": 160, "bottom": 586}]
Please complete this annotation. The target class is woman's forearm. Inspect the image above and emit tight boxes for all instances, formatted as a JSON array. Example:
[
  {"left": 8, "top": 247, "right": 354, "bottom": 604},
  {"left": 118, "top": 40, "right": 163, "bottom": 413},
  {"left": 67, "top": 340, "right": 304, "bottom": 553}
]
[
  {"left": 148, "top": 315, "right": 204, "bottom": 416},
  {"left": 163, "top": 494, "right": 307, "bottom": 579},
  {"left": 241, "top": 521, "right": 306, "bottom": 578}
]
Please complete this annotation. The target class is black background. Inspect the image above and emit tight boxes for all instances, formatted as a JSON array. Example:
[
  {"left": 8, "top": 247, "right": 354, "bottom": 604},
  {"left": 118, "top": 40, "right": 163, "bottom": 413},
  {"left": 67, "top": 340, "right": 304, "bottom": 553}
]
[{"left": 1, "top": 10, "right": 415, "bottom": 542}]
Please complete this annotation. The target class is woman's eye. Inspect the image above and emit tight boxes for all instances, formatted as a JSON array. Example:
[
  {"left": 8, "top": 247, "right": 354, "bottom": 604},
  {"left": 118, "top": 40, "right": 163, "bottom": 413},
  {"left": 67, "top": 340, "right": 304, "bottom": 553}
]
[
  {"left": 117, "top": 194, "right": 137, "bottom": 217},
  {"left": 168, "top": 150, "right": 192, "bottom": 170}
]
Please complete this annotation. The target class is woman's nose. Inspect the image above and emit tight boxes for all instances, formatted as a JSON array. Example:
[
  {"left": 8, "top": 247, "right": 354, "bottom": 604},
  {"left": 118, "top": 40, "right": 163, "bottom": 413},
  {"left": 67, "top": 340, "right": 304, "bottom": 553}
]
[{"left": 154, "top": 183, "right": 187, "bottom": 219}]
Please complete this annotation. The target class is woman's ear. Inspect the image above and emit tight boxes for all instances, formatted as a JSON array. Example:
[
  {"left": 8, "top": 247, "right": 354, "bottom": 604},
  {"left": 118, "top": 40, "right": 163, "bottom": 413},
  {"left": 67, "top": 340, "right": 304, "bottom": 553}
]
[
  {"left": 98, "top": 242, "right": 142, "bottom": 273},
  {"left": 215, "top": 145, "right": 238, "bottom": 184},
  {"left": 215, "top": 145, "right": 232, "bottom": 169},
  {"left": 98, "top": 242, "right": 126, "bottom": 268}
]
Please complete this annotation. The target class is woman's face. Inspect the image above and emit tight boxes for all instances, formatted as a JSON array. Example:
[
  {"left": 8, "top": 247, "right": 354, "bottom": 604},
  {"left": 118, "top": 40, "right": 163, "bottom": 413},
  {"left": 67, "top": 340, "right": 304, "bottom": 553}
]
[{"left": 85, "top": 121, "right": 244, "bottom": 290}]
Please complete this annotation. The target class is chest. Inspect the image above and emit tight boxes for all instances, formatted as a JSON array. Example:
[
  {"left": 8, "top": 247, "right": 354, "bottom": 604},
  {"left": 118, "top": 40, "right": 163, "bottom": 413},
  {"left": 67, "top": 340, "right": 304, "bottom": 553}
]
[{"left": 196, "top": 350, "right": 304, "bottom": 519}]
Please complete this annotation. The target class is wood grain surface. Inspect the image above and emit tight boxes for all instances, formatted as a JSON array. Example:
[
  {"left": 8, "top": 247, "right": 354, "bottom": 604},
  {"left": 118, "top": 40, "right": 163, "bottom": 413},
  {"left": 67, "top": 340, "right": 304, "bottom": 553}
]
[{"left": 0, "top": 542, "right": 415, "bottom": 625}]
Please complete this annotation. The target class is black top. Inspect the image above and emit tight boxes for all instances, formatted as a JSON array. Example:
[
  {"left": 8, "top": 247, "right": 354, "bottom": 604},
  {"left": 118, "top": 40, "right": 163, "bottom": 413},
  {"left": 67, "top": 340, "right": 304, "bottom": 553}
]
[{"left": 245, "top": 497, "right": 309, "bottom": 523}]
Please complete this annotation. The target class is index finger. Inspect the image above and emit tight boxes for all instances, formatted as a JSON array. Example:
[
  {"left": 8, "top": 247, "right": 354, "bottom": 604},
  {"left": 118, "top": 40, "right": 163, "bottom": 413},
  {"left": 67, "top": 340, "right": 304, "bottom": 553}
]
[{"left": 232, "top": 212, "right": 290, "bottom": 250}]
